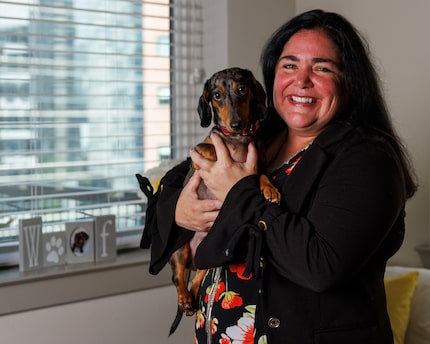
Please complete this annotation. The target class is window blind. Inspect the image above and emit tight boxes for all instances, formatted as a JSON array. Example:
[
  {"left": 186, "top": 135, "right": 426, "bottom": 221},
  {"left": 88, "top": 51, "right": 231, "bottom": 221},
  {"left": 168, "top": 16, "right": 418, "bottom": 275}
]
[{"left": 0, "top": 0, "right": 204, "bottom": 264}]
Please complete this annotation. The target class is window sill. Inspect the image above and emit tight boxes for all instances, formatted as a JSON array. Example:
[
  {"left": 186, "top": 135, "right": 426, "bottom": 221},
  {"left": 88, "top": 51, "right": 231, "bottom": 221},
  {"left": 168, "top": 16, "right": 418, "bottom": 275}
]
[{"left": 0, "top": 248, "right": 171, "bottom": 316}]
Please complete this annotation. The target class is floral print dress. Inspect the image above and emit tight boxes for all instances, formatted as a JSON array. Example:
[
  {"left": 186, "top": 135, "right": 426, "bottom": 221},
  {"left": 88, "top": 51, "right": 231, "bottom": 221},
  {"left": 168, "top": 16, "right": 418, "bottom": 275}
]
[
  {"left": 194, "top": 147, "right": 310, "bottom": 344},
  {"left": 194, "top": 262, "right": 266, "bottom": 344}
]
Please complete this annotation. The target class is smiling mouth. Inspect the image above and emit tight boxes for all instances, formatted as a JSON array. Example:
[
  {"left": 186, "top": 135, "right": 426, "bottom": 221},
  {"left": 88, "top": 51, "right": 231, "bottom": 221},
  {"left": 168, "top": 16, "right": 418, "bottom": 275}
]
[{"left": 290, "top": 95, "right": 316, "bottom": 104}]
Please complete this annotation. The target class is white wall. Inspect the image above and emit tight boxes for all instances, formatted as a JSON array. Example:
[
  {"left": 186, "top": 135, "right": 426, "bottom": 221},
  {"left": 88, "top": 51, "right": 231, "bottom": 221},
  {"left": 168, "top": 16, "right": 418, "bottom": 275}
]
[{"left": 296, "top": 0, "right": 430, "bottom": 268}]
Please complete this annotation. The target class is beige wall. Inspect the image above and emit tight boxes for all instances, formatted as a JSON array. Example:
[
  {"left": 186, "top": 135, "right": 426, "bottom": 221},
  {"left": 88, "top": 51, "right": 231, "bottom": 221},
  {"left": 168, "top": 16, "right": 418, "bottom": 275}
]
[
  {"left": 202, "top": 0, "right": 296, "bottom": 82},
  {"left": 0, "top": 285, "right": 194, "bottom": 344},
  {"left": 296, "top": 0, "right": 430, "bottom": 267}
]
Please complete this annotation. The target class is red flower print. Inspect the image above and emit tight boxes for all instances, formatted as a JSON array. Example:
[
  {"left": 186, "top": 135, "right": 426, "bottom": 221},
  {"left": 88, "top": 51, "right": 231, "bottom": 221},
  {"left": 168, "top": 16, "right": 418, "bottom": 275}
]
[
  {"left": 219, "top": 334, "right": 232, "bottom": 344},
  {"left": 285, "top": 156, "right": 302, "bottom": 175},
  {"left": 229, "top": 262, "right": 252, "bottom": 280},
  {"left": 195, "top": 309, "right": 205, "bottom": 330},
  {"left": 204, "top": 281, "right": 226, "bottom": 303},
  {"left": 211, "top": 317, "right": 219, "bottom": 335},
  {"left": 220, "top": 291, "right": 243, "bottom": 309}
]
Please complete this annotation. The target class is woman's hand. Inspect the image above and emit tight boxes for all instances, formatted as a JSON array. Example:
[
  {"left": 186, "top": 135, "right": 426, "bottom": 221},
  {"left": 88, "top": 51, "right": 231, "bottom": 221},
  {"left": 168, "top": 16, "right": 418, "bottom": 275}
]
[
  {"left": 190, "top": 132, "right": 259, "bottom": 202},
  {"left": 175, "top": 171, "right": 222, "bottom": 232}
]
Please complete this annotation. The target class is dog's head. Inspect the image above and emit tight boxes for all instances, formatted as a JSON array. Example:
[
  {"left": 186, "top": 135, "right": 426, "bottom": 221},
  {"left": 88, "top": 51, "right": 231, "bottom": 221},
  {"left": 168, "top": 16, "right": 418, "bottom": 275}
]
[
  {"left": 197, "top": 67, "right": 267, "bottom": 139},
  {"left": 74, "top": 231, "right": 89, "bottom": 247}
]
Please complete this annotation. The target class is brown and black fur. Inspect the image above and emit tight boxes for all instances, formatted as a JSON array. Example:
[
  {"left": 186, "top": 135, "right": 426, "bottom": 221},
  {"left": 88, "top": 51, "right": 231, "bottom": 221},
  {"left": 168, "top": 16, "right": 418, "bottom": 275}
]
[{"left": 169, "top": 67, "right": 280, "bottom": 335}]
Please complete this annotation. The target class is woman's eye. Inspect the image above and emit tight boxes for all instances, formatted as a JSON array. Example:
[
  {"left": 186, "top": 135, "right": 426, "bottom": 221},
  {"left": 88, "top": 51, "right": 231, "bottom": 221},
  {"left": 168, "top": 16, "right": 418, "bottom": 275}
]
[
  {"left": 284, "top": 64, "right": 296, "bottom": 70},
  {"left": 315, "top": 66, "right": 332, "bottom": 73}
]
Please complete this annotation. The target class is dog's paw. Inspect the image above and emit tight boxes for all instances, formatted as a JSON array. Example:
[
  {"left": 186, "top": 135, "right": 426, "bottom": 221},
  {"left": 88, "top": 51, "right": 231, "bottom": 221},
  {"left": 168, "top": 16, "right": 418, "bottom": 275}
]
[
  {"left": 178, "top": 291, "right": 195, "bottom": 316},
  {"left": 259, "top": 174, "right": 281, "bottom": 204},
  {"left": 261, "top": 186, "right": 281, "bottom": 204},
  {"left": 183, "top": 306, "right": 196, "bottom": 316},
  {"left": 179, "top": 303, "right": 196, "bottom": 316}
]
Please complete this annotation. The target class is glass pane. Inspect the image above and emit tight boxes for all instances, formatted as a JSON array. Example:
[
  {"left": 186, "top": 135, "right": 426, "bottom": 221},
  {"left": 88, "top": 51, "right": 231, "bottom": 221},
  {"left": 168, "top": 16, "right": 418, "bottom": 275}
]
[{"left": 0, "top": 0, "right": 172, "bottom": 243}]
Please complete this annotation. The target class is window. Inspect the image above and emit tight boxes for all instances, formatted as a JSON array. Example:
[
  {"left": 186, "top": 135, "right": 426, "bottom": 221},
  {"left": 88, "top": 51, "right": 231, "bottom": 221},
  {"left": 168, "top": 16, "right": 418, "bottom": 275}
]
[
  {"left": 157, "top": 86, "right": 170, "bottom": 105},
  {"left": 0, "top": 0, "right": 204, "bottom": 265},
  {"left": 157, "top": 35, "right": 170, "bottom": 57}
]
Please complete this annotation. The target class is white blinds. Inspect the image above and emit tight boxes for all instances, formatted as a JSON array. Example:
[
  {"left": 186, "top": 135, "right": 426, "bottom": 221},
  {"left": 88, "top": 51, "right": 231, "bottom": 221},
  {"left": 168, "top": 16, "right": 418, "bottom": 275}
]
[{"left": 0, "top": 0, "right": 203, "bottom": 258}]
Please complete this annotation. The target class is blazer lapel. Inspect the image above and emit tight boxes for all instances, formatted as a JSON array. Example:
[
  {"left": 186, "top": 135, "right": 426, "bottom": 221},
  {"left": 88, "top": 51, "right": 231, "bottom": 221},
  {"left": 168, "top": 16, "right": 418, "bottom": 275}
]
[{"left": 282, "top": 122, "right": 355, "bottom": 213}]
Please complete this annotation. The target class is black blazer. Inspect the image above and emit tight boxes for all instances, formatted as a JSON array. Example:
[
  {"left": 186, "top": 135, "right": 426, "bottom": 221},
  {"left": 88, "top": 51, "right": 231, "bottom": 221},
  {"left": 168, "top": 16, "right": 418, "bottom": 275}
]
[{"left": 148, "top": 122, "right": 406, "bottom": 343}]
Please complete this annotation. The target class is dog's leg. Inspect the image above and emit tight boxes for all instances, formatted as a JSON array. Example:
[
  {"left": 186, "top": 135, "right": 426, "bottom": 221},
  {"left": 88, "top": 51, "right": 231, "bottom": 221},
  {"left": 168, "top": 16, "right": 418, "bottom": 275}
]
[
  {"left": 169, "top": 245, "right": 193, "bottom": 312},
  {"left": 189, "top": 268, "right": 207, "bottom": 311},
  {"left": 168, "top": 244, "right": 194, "bottom": 336},
  {"left": 191, "top": 140, "right": 216, "bottom": 170}
]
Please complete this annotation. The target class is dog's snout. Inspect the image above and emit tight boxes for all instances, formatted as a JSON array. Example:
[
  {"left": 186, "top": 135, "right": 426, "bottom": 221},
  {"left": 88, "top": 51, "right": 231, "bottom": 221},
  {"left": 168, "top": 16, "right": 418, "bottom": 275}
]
[{"left": 230, "top": 120, "right": 243, "bottom": 130}]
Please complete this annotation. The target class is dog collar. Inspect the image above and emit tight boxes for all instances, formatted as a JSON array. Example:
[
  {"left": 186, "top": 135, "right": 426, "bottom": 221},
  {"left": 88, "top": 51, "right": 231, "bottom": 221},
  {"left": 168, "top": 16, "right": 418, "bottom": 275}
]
[{"left": 217, "top": 122, "right": 259, "bottom": 137}]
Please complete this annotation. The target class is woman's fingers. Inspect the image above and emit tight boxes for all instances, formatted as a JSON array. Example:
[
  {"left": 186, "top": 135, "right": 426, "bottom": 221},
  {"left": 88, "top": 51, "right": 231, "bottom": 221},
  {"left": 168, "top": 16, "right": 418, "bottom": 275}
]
[
  {"left": 175, "top": 171, "right": 222, "bottom": 232},
  {"left": 184, "top": 169, "right": 202, "bottom": 199},
  {"left": 209, "top": 132, "right": 230, "bottom": 162},
  {"left": 189, "top": 132, "right": 259, "bottom": 201},
  {"left": 245, "top": 140, "right": 259, "bottom": 172}
]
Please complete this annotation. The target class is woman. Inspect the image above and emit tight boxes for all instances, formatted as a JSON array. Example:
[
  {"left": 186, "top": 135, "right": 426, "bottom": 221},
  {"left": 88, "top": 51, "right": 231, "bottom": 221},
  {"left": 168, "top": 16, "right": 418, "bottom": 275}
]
[{"left": 148, "top": 9, "right": 417, "bottom": 344}]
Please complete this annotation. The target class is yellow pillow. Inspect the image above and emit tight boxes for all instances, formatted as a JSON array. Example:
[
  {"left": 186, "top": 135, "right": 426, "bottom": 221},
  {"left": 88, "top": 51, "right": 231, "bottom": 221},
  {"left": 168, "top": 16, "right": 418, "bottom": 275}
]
[{"left": 384, "top": 271, "right": 419, "bottom": 344}]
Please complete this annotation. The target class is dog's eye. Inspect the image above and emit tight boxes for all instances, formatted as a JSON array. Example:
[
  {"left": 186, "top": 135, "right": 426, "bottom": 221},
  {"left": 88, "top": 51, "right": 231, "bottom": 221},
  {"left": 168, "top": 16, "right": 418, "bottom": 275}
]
[
  {"left": 213, "top": 91, "right": 222, "bottom": 101},
  {"left": 237, "top": 85, "right": 247, "bottom": 96}
]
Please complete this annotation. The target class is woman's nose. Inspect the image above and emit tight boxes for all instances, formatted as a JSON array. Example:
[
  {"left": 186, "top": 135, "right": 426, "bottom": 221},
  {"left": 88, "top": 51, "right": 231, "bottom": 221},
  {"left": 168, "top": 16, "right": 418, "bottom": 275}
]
[{"left": 295, "top": 69, "right": 313, "bottom": 88}]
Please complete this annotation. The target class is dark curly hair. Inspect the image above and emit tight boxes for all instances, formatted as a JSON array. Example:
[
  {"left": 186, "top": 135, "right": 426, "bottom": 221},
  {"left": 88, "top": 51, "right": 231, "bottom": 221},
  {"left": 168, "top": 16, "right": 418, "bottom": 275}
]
[{"left": 260, "top": 9, "right": 417, "bottom": 198}]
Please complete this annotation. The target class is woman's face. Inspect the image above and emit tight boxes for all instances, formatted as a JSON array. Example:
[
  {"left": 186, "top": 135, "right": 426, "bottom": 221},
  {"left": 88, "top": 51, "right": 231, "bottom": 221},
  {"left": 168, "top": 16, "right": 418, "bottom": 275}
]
[{"left": 273, "top": 29, "right": 346, "bottom": 137}]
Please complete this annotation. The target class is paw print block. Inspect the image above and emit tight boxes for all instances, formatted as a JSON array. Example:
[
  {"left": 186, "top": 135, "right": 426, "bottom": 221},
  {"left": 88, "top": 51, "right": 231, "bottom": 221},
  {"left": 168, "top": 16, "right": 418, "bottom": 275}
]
[{"left": 43, "top": 232, "right": 66, "bottom": 267}]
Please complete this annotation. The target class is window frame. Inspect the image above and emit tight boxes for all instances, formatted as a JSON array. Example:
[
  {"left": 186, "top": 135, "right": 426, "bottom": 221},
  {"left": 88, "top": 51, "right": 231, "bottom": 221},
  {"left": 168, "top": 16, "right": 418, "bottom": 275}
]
[{"left": 0, "top": 0, "right": 205, "bottom": 269}]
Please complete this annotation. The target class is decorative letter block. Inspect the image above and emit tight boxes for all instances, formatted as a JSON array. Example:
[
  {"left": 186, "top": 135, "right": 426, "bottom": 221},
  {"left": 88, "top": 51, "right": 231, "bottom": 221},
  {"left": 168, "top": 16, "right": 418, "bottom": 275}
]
[
  {"left": 94, "top": 215, "right": 117, "bottom": 263},
  {"left": 43, "top": 231, "right": 66, "bottom": 267},
  {"left": 19, "top": 217, "right": 43, "bottom": 272},
  {"left": 65, "top": 219, "right": 95, "bottom": 265}
]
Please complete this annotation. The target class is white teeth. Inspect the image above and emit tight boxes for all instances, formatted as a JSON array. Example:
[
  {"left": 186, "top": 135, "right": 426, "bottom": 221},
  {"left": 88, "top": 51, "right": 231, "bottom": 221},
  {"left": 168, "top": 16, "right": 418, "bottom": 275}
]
[{"left": 291, "top": 96, "right": 314, "bottom": 103}]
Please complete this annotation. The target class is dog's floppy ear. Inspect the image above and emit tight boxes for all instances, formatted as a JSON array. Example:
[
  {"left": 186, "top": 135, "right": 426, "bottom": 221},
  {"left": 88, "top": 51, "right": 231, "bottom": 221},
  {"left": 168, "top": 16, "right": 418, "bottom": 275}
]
[
  {"left": 197, "top": 79, "right": 213, "bottom": 128},
  {"left": 250, "top": 74, "right": 267, "bottom": 117}
]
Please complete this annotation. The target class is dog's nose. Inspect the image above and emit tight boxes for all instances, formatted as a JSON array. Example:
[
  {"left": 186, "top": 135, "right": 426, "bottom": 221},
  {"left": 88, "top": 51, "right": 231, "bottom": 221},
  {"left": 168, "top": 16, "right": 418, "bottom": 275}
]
[{"left": 231, "top": 120, "right": 243, "bottom": 130}]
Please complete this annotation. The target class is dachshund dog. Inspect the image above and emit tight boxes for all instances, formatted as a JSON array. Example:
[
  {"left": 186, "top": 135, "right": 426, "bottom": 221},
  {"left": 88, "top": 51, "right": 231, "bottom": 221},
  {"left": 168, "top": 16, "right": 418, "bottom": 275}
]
[
  {"left": 169, "top": 67, "right": 280, "bottom": 335},
  {"left": 71, "top": 230, "right": 89, "bottom": 254}
]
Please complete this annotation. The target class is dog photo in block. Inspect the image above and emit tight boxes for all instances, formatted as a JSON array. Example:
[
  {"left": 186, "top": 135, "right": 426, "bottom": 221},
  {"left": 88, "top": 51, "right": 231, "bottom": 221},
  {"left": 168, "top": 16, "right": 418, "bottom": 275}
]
[{"left": 66, "top": 219, "right": 94, "bottom": 264}]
